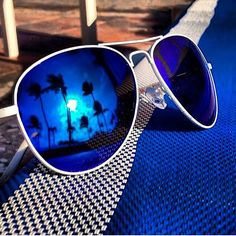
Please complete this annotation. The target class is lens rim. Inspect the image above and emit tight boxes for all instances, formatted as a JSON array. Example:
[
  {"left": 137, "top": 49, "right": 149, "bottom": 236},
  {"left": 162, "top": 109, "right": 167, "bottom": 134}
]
[
  {"left": 150, "top": 34, "right": 218, "bottom": 129},
  {"left": 14, "top": 45, "right": 139, "bottom": 175}
]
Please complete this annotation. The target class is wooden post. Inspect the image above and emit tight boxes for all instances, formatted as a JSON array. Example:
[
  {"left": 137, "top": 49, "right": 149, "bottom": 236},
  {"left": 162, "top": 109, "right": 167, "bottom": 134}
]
[
  {"left": 0, "top": 0, "right": 19, "bottom": 58},
  {"left": 79, "top": 0, "right": 97, "bottom": 45}
]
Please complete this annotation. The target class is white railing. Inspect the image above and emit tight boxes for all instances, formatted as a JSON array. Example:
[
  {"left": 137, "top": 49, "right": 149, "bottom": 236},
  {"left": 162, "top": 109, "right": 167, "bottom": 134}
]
[
  {"left": 0, "top": 0, "right": 19, "bottom": 58},
  {"left": 0, "top": 0, "right": 98, "bottom": 58}
]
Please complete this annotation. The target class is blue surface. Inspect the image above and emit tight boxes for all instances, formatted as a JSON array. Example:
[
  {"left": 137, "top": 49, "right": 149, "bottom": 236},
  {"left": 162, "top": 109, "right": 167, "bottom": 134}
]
[{"left": 105, "top": 0, "right": 236, "bottom": 234}]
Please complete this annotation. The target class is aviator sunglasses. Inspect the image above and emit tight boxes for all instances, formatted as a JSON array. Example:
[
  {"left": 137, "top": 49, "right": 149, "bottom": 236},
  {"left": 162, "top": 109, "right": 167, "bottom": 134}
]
[{"left": 0, "top": 35, "right": 218, "bottom": 176}]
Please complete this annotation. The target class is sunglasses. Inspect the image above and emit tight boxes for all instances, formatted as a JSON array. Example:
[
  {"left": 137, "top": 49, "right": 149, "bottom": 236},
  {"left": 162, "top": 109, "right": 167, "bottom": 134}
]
[{"left": 0, "top": 34, "right": 218, "bottom": 176}]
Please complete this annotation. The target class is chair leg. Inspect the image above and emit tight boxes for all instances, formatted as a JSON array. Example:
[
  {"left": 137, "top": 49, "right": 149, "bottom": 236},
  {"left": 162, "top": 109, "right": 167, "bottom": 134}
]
[
  {"left": 79, "top": 0, "right": 97, "bottom": 45},
  {"left": 0, "top": 0, "right": 19, "bottom": 58}
]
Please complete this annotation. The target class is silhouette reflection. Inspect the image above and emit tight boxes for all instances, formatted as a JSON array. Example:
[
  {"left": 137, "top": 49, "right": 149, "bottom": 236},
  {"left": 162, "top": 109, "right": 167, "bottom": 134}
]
[{"left": 17, "top": 47, "right": 136, "bottom": 172}]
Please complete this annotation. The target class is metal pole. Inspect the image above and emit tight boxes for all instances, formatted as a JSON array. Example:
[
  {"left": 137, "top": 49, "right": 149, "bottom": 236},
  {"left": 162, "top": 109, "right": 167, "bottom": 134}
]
[
  {"left": 79, "top": 0, "right": 97, "bottom": 45},
  {"left": 0, "top": 0, "right": 19, "bottom": 58}
]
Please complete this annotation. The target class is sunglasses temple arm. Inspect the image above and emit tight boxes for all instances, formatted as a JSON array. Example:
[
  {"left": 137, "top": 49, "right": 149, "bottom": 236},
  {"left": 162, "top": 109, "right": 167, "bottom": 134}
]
[
  {"left": 0, "top": 140, "right": 28, "bottom": 186},
  {"left": 0, "top": 105, "right": 18, "bottom": 118},
  {"left": 99, "top": 35, "right": 163, "bottom": 47}
]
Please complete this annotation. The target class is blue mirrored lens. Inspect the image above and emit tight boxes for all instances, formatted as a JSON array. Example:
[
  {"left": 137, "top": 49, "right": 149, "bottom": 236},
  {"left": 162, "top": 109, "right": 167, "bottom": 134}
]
[
  {"left": 153, "top": 35, "right": 216, "bottom": 126},
  {"left": 17, "top": 47, "right": 137, "bottom": 172}
]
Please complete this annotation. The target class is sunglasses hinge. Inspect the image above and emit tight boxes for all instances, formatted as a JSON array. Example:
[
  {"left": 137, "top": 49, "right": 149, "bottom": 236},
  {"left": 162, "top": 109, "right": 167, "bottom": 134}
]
[{"left": 144, "top": 83, "right": 167, "bottom": 110}]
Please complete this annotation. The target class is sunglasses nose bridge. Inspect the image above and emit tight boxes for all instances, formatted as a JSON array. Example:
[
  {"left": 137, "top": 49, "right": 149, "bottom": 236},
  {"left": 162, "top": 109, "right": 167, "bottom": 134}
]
[
  {"left": 129, "top": 50, "right": 153, "bottom": 67},
  {"left": 130, "top": 50, "right": 167, "bottom": 109}
]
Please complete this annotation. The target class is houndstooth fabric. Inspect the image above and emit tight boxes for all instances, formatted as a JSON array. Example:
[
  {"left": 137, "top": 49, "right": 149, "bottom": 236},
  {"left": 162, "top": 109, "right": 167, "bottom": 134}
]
[{"left": 0, "top": 0, "right": 218, "bottom": 234}]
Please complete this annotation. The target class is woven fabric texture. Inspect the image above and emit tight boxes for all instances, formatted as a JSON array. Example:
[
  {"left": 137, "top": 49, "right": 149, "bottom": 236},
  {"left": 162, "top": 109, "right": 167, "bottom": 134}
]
[{"left": 105, "top": 0, "right": 236, "bottom": 234}]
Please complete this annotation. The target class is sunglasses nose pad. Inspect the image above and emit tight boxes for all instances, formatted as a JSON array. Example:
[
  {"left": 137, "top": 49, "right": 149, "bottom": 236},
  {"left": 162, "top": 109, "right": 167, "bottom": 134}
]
[
  {"left": 130, "top": 50, "right": 167, "bottom": 109},
  {"left": 145, "top": 84, "right": 167, "bottom": 109}
]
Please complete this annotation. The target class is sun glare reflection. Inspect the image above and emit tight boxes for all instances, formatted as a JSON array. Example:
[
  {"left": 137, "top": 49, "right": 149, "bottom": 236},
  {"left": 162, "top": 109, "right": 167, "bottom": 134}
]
[{"left": 67, "top": 99, "right": 77, "bottom": 111}]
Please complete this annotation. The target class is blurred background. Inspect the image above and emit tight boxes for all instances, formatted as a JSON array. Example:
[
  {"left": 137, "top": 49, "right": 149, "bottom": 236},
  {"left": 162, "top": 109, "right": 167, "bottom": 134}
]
[{"left": 0, "top": 0, "right": 194, "bottom": 102}]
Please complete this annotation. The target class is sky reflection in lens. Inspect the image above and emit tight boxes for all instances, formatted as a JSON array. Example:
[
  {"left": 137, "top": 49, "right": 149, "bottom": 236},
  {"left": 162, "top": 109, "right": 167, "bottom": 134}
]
[
  {"left": 17, "top": 47, "right": 136, "bottom": 172},
  {"left": 153, "top": 36, "right": 216, "bottom": 126}
]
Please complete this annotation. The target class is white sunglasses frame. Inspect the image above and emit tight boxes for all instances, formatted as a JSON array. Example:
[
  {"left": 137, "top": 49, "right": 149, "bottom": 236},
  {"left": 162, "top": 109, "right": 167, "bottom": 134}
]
[{"left": 0, "top": 34, "right": 218, "bottom": 178}]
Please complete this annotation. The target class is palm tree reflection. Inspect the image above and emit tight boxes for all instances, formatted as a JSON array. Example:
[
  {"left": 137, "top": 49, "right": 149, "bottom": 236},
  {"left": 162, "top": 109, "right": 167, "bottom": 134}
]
[
  {"left": 93, "top": 100, "right": 108, "bottom": 131},
  {"left": 46, "top": 74, "right": 74, "bottom": 144},
  {"left": 80, "top": 115, "right": 90, "bottom": 139},
  {"left": 82, "top": 81, "right": 109, "bottom": 132},
  {"left": 82, "top": 81, "right": 102, "bottom": 132},
  {"left": 82, "top": 81, "right": 94, "bottom": 100},
  {"left": 28, "top": 115, "right": 41, "bottom": 146},
  {"left": 27, "top": 83, "right": 51, "bottom": 149}
]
